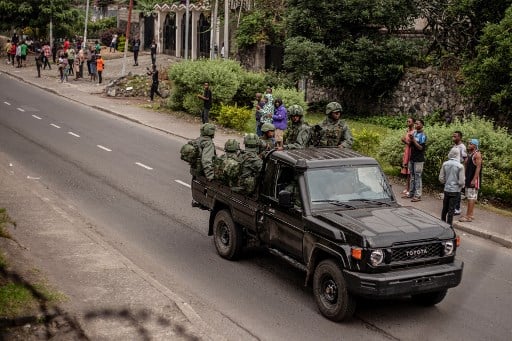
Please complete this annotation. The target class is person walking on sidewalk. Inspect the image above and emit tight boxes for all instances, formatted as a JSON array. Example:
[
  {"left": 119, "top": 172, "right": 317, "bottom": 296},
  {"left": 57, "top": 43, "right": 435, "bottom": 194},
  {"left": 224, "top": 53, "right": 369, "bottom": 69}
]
[
  {"left": 150, "top": 39, "right": 157, "bottom": 65},
  {"left": 42, "top": 42, "right": 52, "bottom": 70},
  {"left": 34, "top": 48, "right": 43, "bottom": 78},
  {"left": 132, "top": 38, "right": 141, "bottom": 66},
  {"left": 197, "top": 82, "right": 212, "bottom": 123},
  {"left": 439, "top": 148, "right": 465, "bottom": 226},
  {"left": 403, "top": 119, "right": 427, "bottom": 202},
  {"left": 400, "top": 117, "right": 415, "bottom": 196},
  {"left": 460, "top": 139, "right": 482, "bottom": 222},
  {"left": 147, "top": 64, "right": 162, "bottom": 101}
]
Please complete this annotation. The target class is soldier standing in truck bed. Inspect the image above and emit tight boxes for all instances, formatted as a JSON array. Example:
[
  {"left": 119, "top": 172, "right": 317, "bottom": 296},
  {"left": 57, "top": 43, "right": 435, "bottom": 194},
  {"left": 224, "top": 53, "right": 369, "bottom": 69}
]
[
  {"left": 235, "top": 133, "right": 263, "bottom": 195},
  {"left": 280, "top": 104, "right": 311, "bottom": 150},
  {"left": 318, "top": 102, "right": 353, "bottom": 149}
]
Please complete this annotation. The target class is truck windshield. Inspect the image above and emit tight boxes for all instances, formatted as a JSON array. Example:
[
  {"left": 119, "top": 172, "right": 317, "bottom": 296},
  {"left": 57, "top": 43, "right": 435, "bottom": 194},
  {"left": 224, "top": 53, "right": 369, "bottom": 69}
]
[{"left": 306, "top": 165, "right": 392, "bottom": 205}]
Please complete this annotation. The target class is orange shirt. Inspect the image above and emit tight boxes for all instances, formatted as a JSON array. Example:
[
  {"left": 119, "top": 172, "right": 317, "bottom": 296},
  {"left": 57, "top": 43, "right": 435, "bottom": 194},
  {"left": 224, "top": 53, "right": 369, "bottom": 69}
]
[{"left": 96, "top": 58, "right": 104, "bottom": 71}]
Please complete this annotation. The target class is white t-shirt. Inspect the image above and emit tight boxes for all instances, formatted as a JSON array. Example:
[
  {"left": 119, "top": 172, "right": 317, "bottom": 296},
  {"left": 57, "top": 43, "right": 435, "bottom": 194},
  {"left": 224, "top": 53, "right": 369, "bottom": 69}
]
[{"left": 453, "top": 143, "right": 467, "bottom": 163}]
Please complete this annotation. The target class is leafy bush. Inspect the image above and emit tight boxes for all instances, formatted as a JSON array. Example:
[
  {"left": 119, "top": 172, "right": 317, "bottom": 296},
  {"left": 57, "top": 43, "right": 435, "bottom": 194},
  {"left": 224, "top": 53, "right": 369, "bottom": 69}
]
[
  {"left": 168, "top": 59, "right": 244, "bottom": 113},
  {"left": 233, "top": 71, "right": 267, "bottom": 107},
  {"left": 117, "top": 35, "right": 127, "bottom": 52},
  {"left": 87, "top": 17, "right": 117, "bottom": 39},
  {"left": 99, "top": 28, "right": 124, "bottom": 48},
  {"left": 352, "top": 128, "right": 381, "bottom": 157},
  {"left": 273, "top": 87, "right": 308, "bottom": 112},
  {"left": 217, "top": 104, "right": 253, "bottom": 131},
  {"left": 378, "top": 116, "right": 512, "bottom": 201}
]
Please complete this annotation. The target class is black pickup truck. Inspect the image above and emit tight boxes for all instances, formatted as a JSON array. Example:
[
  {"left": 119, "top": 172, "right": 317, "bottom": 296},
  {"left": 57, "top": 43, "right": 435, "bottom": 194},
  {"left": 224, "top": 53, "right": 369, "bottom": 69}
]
[{"left": 191, "top": 147, "right": 463, "bottom": 321}]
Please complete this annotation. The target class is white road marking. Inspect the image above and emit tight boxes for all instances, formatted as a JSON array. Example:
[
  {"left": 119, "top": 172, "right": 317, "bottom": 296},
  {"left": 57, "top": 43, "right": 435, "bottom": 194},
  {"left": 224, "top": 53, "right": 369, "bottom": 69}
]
[
  {"left": 68, "top": 132, "right": 80, "bottom": 138},
  {"left": 32, "top": 114, "right": 42, "bottom": 120},
  {"left": 4, "top": 101, "right": 11, "bottom": 106},
  {"left": 50, "top": 123, "right": 61, "bottom": 128},
  {"left": 97, "top": 145, "right": 112, "bottom": 152},
  {"left": 175, "top": 180, "right": 191, "bottom": 188},
  {"left": 17, "top": 108, "right": 25, "bottom": 112},
  {"left": 135, "top": 162, "right": 153, "bottom": 170}
]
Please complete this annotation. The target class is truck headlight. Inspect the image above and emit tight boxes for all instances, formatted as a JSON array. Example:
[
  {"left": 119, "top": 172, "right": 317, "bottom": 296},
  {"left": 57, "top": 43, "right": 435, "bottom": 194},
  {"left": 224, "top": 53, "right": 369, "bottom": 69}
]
[
  {"left": 370, "top": 249, "right": 384, "bottom": 266},
  {"left": 443, "top": 240, "right": 455, "bottom": 256}
]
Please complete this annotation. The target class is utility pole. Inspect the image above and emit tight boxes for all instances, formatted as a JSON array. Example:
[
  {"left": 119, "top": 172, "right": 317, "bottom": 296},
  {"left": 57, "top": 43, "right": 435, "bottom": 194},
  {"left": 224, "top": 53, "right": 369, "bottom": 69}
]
[
  {"left": 210, "top": 0, "right": 218, "bottom": 59},
  {"left": 185, "top": 0, "right": 190, "bottom": 59},
  {"left": 121, "top": 0, "right": 134, "bottom": 76},
  {"left": 83, "top": 0, "right": 90, "bottom": 49},
  {"left": 49, "top": 0, "right": 53, "bottom": 50},
  {"left": 223, "top": 0, "right": 229, "bottom": 59}
]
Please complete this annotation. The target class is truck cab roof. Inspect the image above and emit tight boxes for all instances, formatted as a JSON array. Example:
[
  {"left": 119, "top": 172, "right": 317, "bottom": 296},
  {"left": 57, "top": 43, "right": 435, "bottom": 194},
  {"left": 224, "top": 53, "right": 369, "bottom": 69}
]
[{"left": 268, "top": 148, "right": 378, "bottom": 169}]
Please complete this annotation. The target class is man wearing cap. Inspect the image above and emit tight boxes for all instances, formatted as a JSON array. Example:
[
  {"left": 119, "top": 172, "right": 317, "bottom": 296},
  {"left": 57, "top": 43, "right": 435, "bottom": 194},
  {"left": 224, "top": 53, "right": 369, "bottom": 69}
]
[
  {"left": 460, "top": 139, "right": 482, "bottom": 222},
  {"left": 439, "top": 148, "right": 466, "bottom": 226}
]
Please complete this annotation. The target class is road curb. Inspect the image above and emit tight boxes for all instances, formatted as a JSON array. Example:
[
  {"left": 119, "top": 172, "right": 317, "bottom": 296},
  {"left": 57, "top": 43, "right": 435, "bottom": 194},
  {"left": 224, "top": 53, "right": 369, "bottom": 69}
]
[{"left": 454, "top": 222, "right": 512, "bottom": 248}]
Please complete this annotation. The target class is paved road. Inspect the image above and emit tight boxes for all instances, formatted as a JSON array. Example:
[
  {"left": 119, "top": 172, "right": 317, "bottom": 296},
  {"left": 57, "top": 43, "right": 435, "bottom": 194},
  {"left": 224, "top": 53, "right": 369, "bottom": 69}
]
[{"left": 2, "top": 71, "right": 512, "bottom": 340}]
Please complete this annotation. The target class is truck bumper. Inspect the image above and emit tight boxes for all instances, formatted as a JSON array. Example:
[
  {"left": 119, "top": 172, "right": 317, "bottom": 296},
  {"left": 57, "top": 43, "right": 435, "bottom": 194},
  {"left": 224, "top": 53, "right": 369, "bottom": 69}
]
[{"left": 343, "top": 260, "right": 463, "bottom": 297}]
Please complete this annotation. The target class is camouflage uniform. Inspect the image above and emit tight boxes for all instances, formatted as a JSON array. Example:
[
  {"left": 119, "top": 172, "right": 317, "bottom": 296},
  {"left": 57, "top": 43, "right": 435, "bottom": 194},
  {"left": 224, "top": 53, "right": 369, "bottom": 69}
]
[
  {"left": 318, "top": 102, "right": 353, "bottom": 148},
  {"left": 214, "top": 139, "right": 241, "bottom": 186},
  {"left": 284, "top": 104, "right": 311, "bottom": 149},
  {"left": 259, "top": 122, "right": 276, "bottom": 154},
  {"left": 236, "top": 133, "right": 263, "bottom": 194},
  {"left": 199, "top": 123, "right": 217, "bottom": 180}
]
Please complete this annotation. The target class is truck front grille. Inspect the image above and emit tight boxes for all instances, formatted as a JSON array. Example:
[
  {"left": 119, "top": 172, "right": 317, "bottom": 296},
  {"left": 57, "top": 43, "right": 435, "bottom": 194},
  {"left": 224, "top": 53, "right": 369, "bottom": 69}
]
[{"left": 390, "top": 242, "right": 443, "bottom": 263}]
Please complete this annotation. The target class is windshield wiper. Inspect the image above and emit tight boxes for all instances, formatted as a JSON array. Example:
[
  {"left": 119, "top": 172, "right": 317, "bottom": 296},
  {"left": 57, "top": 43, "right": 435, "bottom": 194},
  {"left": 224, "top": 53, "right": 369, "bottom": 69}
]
[
  {"left": 311, "top": 200, "right": 356, "bottom": 209},
  {"left": 347, "top": 198, "right": 391, "bottom": 206}
]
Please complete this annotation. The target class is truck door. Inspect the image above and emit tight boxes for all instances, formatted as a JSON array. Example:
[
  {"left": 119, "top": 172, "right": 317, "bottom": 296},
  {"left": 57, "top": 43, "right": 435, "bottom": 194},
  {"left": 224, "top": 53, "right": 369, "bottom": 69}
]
[{"left": 260, "top": 163, "right": 304, "bottom": 259}]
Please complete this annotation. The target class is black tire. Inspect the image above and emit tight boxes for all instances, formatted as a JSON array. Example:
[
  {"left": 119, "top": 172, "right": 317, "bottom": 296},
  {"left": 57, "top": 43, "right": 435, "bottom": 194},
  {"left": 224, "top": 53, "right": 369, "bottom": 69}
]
[
  {"left": 213, "top": 210, "right": 243, "bottom": 260},
  {"left": 313, "top": 259, "right": 356, "bottom": 322},
  {"left": 411, "top": 290, "right": 447, "bottom": 306}
]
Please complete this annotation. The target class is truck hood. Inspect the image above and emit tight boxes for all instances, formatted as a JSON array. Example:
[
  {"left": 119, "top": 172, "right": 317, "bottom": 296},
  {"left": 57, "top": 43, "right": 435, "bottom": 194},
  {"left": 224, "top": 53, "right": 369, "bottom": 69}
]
[{"left": 312, "top": 206, "right": 454, "bottom": 247}]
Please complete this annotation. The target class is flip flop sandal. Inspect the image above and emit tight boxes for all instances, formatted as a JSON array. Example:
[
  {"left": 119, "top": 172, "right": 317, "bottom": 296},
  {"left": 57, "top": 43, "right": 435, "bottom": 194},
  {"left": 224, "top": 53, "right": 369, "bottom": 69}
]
[{"left": 458, "top": 216, "right": 473, "bottom": 222}]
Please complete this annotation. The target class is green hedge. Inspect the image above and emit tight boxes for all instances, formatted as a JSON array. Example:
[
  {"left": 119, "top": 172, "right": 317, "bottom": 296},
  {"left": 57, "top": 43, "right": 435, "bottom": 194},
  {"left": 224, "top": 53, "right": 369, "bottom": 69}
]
[
  {"left": 378, "top": 116, "right": 512, "bottom": 202},
  {"left": 217, "top": 104, "right": 253, "bottom": 131}
]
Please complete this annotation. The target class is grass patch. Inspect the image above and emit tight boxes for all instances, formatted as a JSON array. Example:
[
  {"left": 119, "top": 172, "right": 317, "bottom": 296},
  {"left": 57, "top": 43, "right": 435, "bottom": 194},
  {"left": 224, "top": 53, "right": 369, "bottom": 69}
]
[
  {"left": 0, "top": 207, "right": 16, "bottom": 239},
  {"left": 0, "top": 283, "right": 35, "bottom": 318}
]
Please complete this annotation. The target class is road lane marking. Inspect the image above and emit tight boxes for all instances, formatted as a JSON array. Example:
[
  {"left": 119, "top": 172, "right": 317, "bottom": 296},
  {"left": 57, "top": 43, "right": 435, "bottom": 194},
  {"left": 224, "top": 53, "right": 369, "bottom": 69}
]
[
  {"left": 175, "top": 180, "right": 191, "bottom": 188},
  {"left": 32, "top": 114, "right": 42, "bottom": 120},
  {"left": 4, "top": 102, "right": 10, "bottom": 105},
  {"left": 135, "top": 162, "right": 153, "bottom": 170},
  {"left": 17, "top": 108, "right": 25, "bottom": 112},
  {"left": 50, "top": 123, "right": 61, "bottom": 128},
  {"left": 97, "top": 145, "right": 112, "bottom": 152},
  {"left": 68, "top": 132, "right": 80, "bottom": 138}
]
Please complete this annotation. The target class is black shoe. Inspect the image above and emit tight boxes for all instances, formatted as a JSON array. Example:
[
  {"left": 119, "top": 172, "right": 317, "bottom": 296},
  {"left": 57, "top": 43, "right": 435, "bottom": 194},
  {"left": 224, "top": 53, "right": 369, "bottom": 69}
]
[{"left": 191, "top": 200, "right": 201, "bottom": 208}]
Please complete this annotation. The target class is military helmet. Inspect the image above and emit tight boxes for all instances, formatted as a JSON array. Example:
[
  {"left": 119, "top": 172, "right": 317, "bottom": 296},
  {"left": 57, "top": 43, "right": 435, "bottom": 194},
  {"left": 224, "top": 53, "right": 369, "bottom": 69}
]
[
  {"left": 224, "top": 139, "right": 240, "bottom": 152},
  {"left": 200, "top": 123, "right": 215, "bottom": 137},
  {"left": 325, "top": 102, "right": 343, "bottom": 115},
  {"left": 244, "top": 133, "right": 260, "bottom": 148},
  {"left": 289, "top": 104, "right": 304, "bottom": 117},
  {"left": 261, "top": 122, "right": 275, "bottom": 132}
]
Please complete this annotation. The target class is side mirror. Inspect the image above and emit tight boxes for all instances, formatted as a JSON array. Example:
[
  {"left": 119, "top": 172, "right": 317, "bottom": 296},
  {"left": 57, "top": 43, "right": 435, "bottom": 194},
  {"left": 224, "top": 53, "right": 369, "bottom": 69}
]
[{"left": 278, "top": 190, "right": 293, "bottom": 208}]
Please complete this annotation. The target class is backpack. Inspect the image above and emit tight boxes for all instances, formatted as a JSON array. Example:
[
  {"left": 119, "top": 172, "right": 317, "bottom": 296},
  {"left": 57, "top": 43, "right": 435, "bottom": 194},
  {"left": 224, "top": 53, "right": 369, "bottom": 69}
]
[{"left": 180, "top": 139, "right": 202, "bottom": 166}]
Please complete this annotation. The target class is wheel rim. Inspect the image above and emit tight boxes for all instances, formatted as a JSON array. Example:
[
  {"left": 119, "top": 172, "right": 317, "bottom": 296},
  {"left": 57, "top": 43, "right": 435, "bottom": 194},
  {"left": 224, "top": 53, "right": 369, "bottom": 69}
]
[
  {"left": 219, "top": 223, "right": 230, "bottom": 246},
  {"left": 321, "top": 277, "right": 338, "bottom": 304}
]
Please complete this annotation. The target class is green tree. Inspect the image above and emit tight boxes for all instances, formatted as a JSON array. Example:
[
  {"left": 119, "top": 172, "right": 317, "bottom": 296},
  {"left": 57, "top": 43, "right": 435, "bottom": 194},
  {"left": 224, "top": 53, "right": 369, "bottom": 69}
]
[{"left": 462, "top": 5, "right": 512, "bottom": 122}]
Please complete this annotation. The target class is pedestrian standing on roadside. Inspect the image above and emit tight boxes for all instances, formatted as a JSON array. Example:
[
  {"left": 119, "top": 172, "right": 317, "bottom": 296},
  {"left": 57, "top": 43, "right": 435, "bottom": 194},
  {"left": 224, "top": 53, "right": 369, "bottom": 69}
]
[
  {"left": 9, "top": 42, "right": 16, "bottom": 67},
  {"left": 132, "top": 38, "right": 140, "bottom": 66},
  {"left": 77, "top": 47, "right": 84, "bottom": 78},
  {"left": 147, "top": 64, "right": 162, "bottom": 101},
  {"left": 42, "top": 42, "right": 52, "bottom": 70},
  {"left": 63, "top": 37, "right": 70, "bottom": 53},
  {"left": 400, "top": 117, "right": 415, "bottom": 196},
  {"left": 110, "top": 34, "right": 118, "bottom": 52},
  {"left": 4, "top": 39, "right": 12, "bottom": 64},
  {"left": 94, "top": 40, "right": 101, "bottom": 55},
  {"left": 254, "top": 92, "right": 265, "bottom": 136},
  {"left": 89, "top": 51, "right": 97, "bottom": 82},
  {"left": 67, "top": 46, "right": 75, "bottom": 76},
  {"left": 20, "top": 40, "right": 28, "bottom": 67},
  {"left": 459, "top": 139, "right": 482, "bottom": 222},
  {"left": 150, "top": 39, "right": 157, "bottom": 65},
  {"left": 451, "top": 130, "right": 467, "bottom": 215},
  {"left": 272, "top": 98, "right": 287, "bottom": 148},
  {"left": 96, "top": 54, "right": 104, "bottom": 84},
  {"left": 85, "top": 47, "right": 92, "bottom": 76},
  {"left": 197, "top": 82, "right": 212, "bottom": 123},
  {"left": 35, "top": 48, "right": 43, "bottom": 78},
  {"left": 15, "top": 43, "right": 22, "bottom": 68},
  {"left": 402, "top": 119, "right": 427, "bottom": 202},
  {"left": 52, "top": 42, "right": 58, "bottom": 64},
  {"left": 439, "top": 148, "right": 465, "bottom": 226}
]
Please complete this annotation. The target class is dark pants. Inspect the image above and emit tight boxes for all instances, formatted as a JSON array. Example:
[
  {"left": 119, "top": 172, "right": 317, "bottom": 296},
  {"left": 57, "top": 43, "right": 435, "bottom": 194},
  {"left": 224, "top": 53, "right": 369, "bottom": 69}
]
[
  {"left": 441, "top": 191, "right": 458, "bottom": 226},
  {"left": 43, "top": 56, "right": 51, "bottom": 69},
  {"left": 151, "top": 53, "right": 156, "bottom": 65},
  {"left": 150, "top": 82, "right": 161, "bottom": 100},
  {"left": 133, "top": 50, "right": 139, "bottom": 65},
  {"left": 201, "top": 108, "right": 210, "bottom": 124},
  {"left": 98, "top": 70, "right": 102, "bottom": 83},
  {"left": 68, "top": 59, "right": 74, "bottom": 75},
  {"left": 36, "top": 63, "right": 41, "bottom": 77}
]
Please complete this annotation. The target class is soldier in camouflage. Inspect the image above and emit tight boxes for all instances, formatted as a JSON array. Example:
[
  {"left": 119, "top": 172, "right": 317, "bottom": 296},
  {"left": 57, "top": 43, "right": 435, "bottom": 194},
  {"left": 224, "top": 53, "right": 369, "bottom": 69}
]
[
  {"left": 318, "top": 102, "right": 353, "bottom": 148},
  {"left": 199, "top": 123, "right": 217, "bottom": 180},
  {"left": 214, "top": 139, "right": 241, "bottom": 186},
  {"left": 280, "top": 104, "right": 311, "bottom": 150},
  {"left": 259, "top": 122, "right": 276, "bottom": 154},
  {"left": 235, "top": 133, "right": 263, "bottom": 194}
]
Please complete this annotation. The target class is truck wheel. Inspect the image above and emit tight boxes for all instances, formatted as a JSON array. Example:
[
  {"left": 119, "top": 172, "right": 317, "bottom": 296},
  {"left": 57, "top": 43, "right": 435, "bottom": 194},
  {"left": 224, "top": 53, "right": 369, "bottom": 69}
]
[
  {"left": 313, "top": 259, "right": 356, "bottom": 321},
  {"left": 411, "top": 290, "right": 447, "bottom": 306},
  {"left": 213, "top": 210, "right": 243, "bottom": 260}
]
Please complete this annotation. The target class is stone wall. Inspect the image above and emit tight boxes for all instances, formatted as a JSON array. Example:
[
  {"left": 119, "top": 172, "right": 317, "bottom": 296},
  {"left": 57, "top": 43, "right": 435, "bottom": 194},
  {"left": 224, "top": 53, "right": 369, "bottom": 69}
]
[{"left": 306, "top": 67, "right": 471, "bottom": 117}]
